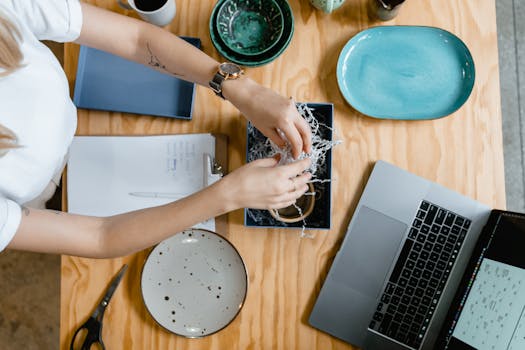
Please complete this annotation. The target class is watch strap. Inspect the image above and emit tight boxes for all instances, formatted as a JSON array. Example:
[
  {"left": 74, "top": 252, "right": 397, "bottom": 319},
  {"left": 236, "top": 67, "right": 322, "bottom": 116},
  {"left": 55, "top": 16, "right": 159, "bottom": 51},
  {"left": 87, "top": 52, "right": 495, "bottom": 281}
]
[{"left": 209, "top": 72, "right": 226, "bottom": 99}]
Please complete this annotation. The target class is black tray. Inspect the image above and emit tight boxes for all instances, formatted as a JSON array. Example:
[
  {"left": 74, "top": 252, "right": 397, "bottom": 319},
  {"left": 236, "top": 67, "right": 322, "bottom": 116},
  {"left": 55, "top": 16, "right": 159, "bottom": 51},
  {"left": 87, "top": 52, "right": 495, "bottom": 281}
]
[{"left": 244, "top": 103, "right": 334, "bottom": 230}]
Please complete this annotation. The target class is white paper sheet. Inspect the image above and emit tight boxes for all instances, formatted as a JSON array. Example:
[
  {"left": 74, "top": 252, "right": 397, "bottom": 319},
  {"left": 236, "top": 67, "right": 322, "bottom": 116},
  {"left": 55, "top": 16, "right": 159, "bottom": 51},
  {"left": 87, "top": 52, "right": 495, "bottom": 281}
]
[{"left": 67, "top": 134, "right": 216, "bottom": 231}]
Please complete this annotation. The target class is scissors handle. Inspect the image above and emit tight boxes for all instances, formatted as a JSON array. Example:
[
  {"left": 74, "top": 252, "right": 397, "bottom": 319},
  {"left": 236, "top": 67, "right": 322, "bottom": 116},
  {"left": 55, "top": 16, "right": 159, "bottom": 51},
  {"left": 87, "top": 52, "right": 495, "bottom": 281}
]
[
  {"left": 70, "top": 265, "right": 127, "bottom": 350},
  {"left": 70, "top": 318, "right": 106, "bottom": 350}
]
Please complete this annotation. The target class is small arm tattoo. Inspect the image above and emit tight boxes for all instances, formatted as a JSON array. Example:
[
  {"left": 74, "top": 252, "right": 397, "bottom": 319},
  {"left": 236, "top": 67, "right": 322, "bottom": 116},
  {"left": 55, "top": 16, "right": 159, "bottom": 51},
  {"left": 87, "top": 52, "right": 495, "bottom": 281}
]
[
  {"left": 22, "top": 206, "right": 62, "bottom": 216},
  {"left": 146, "top": 43, "right": 184, "bottom": 77}
]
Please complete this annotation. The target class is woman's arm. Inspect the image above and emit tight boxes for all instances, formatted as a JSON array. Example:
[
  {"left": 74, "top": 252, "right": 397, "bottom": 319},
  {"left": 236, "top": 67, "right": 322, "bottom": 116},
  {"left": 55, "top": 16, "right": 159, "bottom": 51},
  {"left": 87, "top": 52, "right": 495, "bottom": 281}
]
[
  {"left": 75, "top": 3, "right": 311, "bottom": 158},
  {"left": 8, "top": 158, "right": 311, "bottom": 258}
]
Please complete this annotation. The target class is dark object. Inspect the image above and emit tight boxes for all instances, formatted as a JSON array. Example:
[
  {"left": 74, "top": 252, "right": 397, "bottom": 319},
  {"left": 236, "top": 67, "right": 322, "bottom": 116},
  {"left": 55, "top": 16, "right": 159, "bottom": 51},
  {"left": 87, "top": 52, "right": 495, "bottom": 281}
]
[
  {"left": 70, "top": 265, "right": 128, "bottom": 350},
  {"left": 437, "top": 210, "right": 525, "bottom": 349},
  {"left": 73, "top": 37, "right": 200, "bottom": 120},
  {"left": 209, "top": 62, "right": 244, "bottom": 99},
  {"left": 134, "top": 0, "right": 168, "bottom": 12},
  {"left": 369, "top": 200, "right": 469, "bottom": 349},
  {"left": 368, "top": 0, "right": 405, "bottom": 21}
]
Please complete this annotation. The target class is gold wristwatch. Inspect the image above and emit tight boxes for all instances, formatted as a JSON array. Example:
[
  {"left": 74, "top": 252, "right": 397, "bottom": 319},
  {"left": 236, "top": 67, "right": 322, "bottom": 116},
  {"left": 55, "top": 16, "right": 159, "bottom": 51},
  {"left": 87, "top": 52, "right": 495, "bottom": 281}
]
[{"left": 209, "top": 62, "right": 244, "bottom": 99}]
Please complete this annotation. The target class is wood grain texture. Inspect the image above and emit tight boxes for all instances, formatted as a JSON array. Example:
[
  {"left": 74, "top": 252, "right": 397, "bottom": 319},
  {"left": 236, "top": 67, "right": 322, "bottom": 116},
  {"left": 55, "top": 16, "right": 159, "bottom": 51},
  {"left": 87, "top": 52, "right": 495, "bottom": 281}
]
[{"left": 61, "top": 0, "right": 504, "bottom": 349}]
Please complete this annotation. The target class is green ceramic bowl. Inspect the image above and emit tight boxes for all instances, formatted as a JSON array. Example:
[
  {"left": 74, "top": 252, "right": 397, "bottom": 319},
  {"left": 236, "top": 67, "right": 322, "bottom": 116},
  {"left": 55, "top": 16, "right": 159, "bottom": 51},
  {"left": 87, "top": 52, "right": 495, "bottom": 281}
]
[
  {"left": 210, "top": 0, "right": 294, "bottom": 67},
  {"left": 216, "top": 0, "right": 284, "bottom": 56}
]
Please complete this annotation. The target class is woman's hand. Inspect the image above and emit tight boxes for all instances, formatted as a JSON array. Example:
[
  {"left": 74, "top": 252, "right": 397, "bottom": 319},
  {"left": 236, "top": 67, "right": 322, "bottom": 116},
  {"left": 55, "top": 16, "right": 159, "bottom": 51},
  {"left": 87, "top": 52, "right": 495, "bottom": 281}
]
[
  {"left": 223, "top": 78, "right": 312, "bottom": 159},
  {"left": 216, "top": 157, "right": 312, "bottom": 211}
]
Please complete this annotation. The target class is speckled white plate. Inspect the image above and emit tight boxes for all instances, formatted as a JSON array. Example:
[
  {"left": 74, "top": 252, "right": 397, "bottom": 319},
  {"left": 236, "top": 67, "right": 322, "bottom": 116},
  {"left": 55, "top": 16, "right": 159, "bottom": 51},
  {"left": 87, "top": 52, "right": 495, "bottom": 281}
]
[{"left": 141, "top": 228, "right": 248, "bottom": 337}]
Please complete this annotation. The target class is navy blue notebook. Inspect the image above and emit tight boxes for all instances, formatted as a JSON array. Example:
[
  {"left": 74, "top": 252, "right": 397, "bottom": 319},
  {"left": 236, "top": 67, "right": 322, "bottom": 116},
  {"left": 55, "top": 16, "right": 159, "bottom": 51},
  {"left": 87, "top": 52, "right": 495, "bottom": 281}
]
[{"left": 73, "top": 37, "right": 201, "bottom": 120}]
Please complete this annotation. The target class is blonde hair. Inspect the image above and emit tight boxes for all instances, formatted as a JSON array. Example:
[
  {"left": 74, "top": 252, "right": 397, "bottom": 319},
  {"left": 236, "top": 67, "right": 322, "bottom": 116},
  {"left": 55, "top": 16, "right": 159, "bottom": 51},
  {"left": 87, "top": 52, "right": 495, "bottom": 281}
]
[
  {"left": 0, "top": 124, "right": 18, "bottom": 151},
  {"left": 0, "top": 11, "right": 23, "bottom": 154}
]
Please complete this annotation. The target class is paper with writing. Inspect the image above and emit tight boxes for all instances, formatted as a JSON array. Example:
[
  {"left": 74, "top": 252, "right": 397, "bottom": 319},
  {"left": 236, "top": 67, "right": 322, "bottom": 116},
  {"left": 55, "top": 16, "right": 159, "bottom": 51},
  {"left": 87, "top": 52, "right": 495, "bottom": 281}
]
[{"left": 67, "top": 134, "right": 217, "bottom": 231}]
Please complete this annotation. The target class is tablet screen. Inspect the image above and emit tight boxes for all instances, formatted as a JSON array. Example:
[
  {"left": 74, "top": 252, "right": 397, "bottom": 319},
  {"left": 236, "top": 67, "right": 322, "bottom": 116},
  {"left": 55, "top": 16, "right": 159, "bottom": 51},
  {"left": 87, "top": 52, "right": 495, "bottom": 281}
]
[{"left": 441, "top": 212, "right": 525, "bottom": 350}]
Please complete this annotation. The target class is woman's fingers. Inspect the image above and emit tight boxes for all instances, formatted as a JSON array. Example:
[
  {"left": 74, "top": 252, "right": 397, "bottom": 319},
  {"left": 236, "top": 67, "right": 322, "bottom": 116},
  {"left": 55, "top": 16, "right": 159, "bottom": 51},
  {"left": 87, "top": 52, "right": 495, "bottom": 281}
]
[
  {"left": 263, "top": 127, "right": 287, "bottom": 149},
  {"left": 269, "top": 179, "right": 311, "bottom": 208},
  {"left": 295, "top": 118, "right": 312, "bottom": 154},
  {"left": 279, "top": 122, "right": 303, "bottom": 159},
  {"left": 231, "top": 156, "right": 312, "bottom": 210},
  {"left": 251, "top": 157, "right": 279, "bottom": 168},
  {"left": 268, "top": 186, "right": 313, "bottom": 209},
  {"left": 271, "top": 159, "right": 311, "bottom": 195},
  {"left": 281, "top": 158, "right": 311, "bottom": 178},
  {"left": 288, "top": 173, "right": 311, "bottom": 192}
]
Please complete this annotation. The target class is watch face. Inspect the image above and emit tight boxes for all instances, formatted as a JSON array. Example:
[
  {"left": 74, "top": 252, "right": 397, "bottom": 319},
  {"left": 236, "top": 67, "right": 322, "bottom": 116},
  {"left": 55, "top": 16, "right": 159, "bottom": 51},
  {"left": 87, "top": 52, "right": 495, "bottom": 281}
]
[{"left": 219, "top": 62, "right": 242, "bottom": 76}]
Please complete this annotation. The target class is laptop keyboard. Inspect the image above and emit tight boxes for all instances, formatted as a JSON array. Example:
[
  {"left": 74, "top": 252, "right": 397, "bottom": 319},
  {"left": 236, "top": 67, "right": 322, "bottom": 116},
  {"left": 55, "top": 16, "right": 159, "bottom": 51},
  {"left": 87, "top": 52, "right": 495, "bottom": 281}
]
[{"left": 368, "top": 200, "right": 471, "bottom": 349}]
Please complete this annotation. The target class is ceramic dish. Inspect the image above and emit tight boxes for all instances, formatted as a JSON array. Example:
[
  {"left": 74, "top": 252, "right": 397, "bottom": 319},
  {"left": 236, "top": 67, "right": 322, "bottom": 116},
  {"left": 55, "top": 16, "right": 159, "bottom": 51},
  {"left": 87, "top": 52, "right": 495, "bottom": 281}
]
[
  {"left": 336, "top": 26, "right": 475, "bottom": 120},
  {"left": 141, "top": 228, "right": 247, "bottom": 338},
  {"left": 216, "top": 0, "right": 284, "bottom": 56},
  {"left": 210, "top": 0, "right": 294, "bottom": 67}
]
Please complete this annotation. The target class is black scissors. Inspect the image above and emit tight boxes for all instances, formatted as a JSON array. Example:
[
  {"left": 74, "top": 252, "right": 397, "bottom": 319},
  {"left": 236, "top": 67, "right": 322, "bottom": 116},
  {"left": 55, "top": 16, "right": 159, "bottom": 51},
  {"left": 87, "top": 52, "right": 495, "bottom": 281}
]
[{"left": 70, "top": 264, "right": 128, "bottom": 350}]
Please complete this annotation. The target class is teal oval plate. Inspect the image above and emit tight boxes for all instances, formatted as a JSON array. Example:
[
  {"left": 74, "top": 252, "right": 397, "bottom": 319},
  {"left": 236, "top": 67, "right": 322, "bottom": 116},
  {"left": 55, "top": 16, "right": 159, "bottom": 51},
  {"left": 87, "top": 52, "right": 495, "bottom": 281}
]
[{"left": 336, "top": 26, "right": 475, "bottom": 120}]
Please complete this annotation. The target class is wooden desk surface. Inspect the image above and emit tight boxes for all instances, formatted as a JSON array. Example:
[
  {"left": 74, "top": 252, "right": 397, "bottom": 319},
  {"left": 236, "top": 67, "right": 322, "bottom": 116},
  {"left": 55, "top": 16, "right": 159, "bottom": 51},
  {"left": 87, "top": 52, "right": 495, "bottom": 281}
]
[{"left": 60, "top": 0, "right": 504, "bottom": 349}]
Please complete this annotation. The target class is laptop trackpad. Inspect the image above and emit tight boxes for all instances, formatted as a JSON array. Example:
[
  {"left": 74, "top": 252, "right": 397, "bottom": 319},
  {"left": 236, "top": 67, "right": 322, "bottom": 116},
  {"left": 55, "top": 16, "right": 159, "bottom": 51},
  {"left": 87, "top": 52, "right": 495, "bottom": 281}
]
[{"left": 330, "top": 206, "right": 408, "bottom": 298}]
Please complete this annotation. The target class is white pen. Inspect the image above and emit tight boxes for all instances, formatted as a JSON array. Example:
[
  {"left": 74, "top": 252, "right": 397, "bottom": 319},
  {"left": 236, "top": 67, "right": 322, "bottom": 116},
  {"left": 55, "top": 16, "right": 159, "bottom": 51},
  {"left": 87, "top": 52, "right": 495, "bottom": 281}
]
[{"left": 128, "top": 192, "right": 188, "bottom": 199}]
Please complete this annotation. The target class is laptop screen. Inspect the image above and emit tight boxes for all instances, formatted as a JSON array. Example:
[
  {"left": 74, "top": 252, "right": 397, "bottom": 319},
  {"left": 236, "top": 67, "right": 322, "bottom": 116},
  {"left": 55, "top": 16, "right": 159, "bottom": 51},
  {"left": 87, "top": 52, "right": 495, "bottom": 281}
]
[{"left": 439, "top": 211, "right": 525, "bottom": 350}]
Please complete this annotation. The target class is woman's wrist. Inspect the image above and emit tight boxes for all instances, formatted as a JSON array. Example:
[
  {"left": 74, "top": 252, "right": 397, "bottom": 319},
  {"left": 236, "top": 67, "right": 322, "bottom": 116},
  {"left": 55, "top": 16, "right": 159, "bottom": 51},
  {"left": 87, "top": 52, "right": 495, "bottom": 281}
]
[
  {"left": 205, "top": 176, "right": 240, "bottom": 214},
  {"left": 221, "top": 76, "right": 257, "bottom": 108}
]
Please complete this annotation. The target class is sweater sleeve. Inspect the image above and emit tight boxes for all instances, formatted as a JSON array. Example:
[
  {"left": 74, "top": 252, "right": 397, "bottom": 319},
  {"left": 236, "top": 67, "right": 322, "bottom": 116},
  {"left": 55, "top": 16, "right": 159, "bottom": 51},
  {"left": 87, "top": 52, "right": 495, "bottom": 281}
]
[
  {"left": 0, "top": 197, "right": 22, "bottom": 252},
  {"left": 4, "top": 0, "right": 83, "bottom": 42}
]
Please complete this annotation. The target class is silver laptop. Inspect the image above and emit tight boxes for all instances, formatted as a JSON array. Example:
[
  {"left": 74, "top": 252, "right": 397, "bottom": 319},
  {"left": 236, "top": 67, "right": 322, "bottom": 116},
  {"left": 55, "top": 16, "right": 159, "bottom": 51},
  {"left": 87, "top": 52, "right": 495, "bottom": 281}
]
[{"left": 309, "top": 160, "right": 525, "bottom": 349}]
